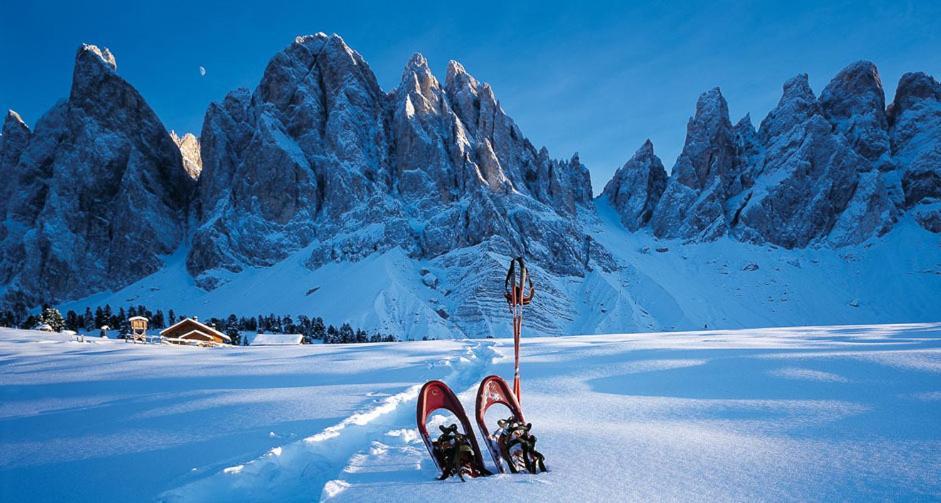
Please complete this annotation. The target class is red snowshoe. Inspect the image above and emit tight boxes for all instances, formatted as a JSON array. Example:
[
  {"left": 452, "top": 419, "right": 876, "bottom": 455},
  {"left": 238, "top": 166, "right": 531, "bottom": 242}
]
[
  {"left": 475, "top": 375, "right": 547, "bottom": 474},
  {"left": 416, "top": 380, "right": 490, "bottom": 480}
]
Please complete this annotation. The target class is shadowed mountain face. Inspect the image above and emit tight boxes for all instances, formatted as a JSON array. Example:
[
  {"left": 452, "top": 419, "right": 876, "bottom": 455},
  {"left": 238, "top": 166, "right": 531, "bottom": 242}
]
[
  {"left": 603, "top": 60, "right": 939, "bottom": 248},
  {"left": 0, "top": 37, "right": 938, "bottom": 336},
  {"left": 0, "top": 45, "right": 195, "bottom": 308}
]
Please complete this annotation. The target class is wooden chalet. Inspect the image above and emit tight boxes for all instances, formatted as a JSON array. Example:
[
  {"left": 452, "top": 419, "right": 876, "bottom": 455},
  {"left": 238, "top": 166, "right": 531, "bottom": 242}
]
[{"left": 160, "top": 317, "right": 231, "bottom": 346}]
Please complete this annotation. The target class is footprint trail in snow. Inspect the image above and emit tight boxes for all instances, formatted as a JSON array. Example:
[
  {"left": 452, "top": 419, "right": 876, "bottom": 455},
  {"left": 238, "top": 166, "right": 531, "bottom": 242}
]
[{"left": 162, "top": 341, "right": 497, "bottom": 502}]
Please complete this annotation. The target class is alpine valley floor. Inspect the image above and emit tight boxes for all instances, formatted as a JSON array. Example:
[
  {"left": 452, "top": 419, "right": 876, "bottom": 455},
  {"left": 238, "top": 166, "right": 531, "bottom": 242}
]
[{"left": 1, "top": 324, "right": 939, "bottom": 501}]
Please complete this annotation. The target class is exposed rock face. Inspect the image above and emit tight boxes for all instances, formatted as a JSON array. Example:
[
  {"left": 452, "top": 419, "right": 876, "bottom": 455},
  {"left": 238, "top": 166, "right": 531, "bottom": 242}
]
[
  {"left": 735, "top": 74, "right": 862, "bottom": 248},
  {"left": 0, "top": 44, "right": 194, "bottom": 306},
  {"left": 820, "top": 62, "right": 892, "bottom": 167},
  {"left": 888, "top": 72, "right": 941, "bottom": 231},
  {"left": 600, "top": 140, "right": 667, "bottom": 230},
  {"left": 0, "top": 111, "right": 30, "bottom": 171},
  {"left": 613, "top": 61, "right": 934, "bottom": 247},
  {"left": 184, "top": 34, "right": 608, "bottom": 334},
  {"left": 819, "top": 62, "right": 903, "bottom": 244},
  {"left": 189, "top": 34, "right": 605, "bottom": 292},
  {"left": 0, "top": 111, "right": 31, "bottom": 234},
  {"left": 171, "top": 131, "right": 202, "bottom": 179},
  {"left": 650, "top": 88, "right": 745, "bottom": 241}
]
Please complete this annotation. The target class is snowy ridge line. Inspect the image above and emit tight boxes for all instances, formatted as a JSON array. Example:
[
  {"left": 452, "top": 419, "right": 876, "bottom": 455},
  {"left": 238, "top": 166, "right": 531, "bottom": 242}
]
[{"left": 161, "top": 341, "right": 497, "bottom": 502}]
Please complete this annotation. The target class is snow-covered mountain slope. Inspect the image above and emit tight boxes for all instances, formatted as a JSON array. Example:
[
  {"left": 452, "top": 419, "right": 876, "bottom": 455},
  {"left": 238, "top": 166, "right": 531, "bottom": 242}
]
[
  {"left": 60, "top": 202, "right": 941, "bottom": 338},
  {"left": 3, "top": 38, "right": 940, "bottom": 339},
  {"left": 1, "top": 324, "right": 938, "bottom": 501}
]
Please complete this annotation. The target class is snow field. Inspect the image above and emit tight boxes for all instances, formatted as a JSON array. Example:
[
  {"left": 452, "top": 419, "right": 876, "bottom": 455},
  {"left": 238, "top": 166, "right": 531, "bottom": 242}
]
[{"left": 0, "top": 323, "right": 939, "bottom": 501}]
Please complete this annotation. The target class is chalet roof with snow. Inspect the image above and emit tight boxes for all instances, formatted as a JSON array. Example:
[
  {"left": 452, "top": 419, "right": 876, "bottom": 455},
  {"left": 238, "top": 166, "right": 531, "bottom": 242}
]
[
  {"left": 248, "top": 333, "right": 304, "bottom": 346},
  {"left": 160, "top": 318, "right": 230, "bottom": 345}
]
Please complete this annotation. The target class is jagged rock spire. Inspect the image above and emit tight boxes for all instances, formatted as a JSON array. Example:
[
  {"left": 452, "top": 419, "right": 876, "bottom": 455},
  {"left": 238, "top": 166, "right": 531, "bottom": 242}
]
[
  {"left": 887, "top": 71, "right": 941, "bottom": 231},
  {"left": 650, "top": 87, "right": 741, "bottom": 241},
  {"left": 601, "top": 139, "right": 667, "bottom": 231},
  {"left": 171, "top": 131, "right": 203, "bottom": 180},
  {"left": 0, "top": 44, "right": 193, "bottom": 307},
  {"left": 820, "top": 61, "right": 891, "bottom": 165}
]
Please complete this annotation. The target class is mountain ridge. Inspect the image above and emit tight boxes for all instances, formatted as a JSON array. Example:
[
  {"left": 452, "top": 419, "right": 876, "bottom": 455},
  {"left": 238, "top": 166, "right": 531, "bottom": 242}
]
[{"left": 1, "top": 36, "right": 939, "bottom": 338}]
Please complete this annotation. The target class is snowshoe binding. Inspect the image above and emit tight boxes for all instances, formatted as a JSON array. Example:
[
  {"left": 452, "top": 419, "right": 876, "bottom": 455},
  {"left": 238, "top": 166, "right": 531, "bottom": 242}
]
[
  {"left": 416, "top": 380, "right": 490, "bottom": 480},
  {"left": 475, "top": 375, "right": 547, "bottom": 474},
  {"left": 494, "top": 416, "right": 547, "bottom": 474},
  {"left": 431, "top": 424, "right": 482, "bottom": 481}
]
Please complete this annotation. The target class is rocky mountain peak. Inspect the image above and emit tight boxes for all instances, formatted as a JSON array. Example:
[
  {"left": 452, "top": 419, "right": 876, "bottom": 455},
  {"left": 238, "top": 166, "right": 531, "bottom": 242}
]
[
  {"left": 694, "top": 87, "right": 729, "bottom": 123},
  {"left": 78, "top": 43, "right": 117, "bottom": 71},
  {"left": 671, "top": 87, "right": 735, "bottom": 190},
  {"left": 782, "top": 73, "right": 814, "bottom": 100},
  {"left": 885, "top": 72, "right": 941, "bottom": 229},
  {"left": 294, "top": 32, "right": 329, "bottom": 46},
  {"left": 71, "top": 44, "right": 118, "bottom": 100},
  {"left": 888, "top": 72, "right": 941, "bottom": 124},
  {"left": 397, "top": 52, "right": 442, "bottom": 112},
  {"left": 820, "top": 60, "right": 890, "bottom": 164},
  {"left": 0, "top": 44, "right": 193, "bottom": 307},
  {"left": 1, "top": 109, "right": 31, "bottom": 166},
  {"left": 171, "top": 131, "right": 203, "bottom": 180},
  {"left": 601, "top": 139, "right": 667, "bottom": 231},
  {"left": 758, "top": 74, "right": 820, "bottom": 144},
  {"left": 648, "top": 86, "right": 739, "bottom": 241},
  {"left": 2, "top": 110, "right": 29, "bottom": 140},
  {"left": 734, "top": 113, "right": 754, "bottom": 133},
  {"left": 445, "top": 60, "right": 476, "bottom": 90},
  {"left": 403, "top": 52, "right": 430, "bottom": 74}
]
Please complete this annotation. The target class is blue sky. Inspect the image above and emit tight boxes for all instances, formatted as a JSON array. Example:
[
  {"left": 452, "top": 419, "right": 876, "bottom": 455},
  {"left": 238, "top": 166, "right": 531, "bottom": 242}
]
[{"left": 1, "top": 0, "right": 939, "bottom": 193}]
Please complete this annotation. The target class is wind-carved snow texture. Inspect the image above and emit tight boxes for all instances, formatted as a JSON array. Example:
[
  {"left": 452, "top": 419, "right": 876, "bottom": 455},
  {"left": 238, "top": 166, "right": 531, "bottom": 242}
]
[
  {"left": 609, "top": 61, "right": 939, "bottom": 247},
  {"left": 0, "top": 44, "right": 195, "bottom": 309},
  {"left": 1, "top": 39, "right": 940, "bottom": 339},
  {"left": 3, "top": 325, "right": 939, "bottom": 501}
]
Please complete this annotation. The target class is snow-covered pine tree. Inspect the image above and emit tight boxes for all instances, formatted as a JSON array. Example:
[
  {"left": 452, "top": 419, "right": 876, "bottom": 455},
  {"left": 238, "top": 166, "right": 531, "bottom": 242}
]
[
  {"left": 325, "top": 325, "right": 338, "bottom": 344},
  {"left": 312, "top": 317, "right": 325, "bottom": 340},
  {"left": 40, "top": 306, "right": 65, "bottom": 332},
  {"left": 117, "top": 314, "right": 130, "bottom": 339},
  {"left": 339, "top": 323, "right": 354, "bottom": 343},
  {"left": 84, "top": 307, "right": 94, "bottom": 332},
  {"left": 65, "top": 310, "right": 80, "bottom": 331},
  {"left": 22, "top": 314, "right": 39, "bottom": 330},
  {"left": 94, "top": 307, "right": 105, "bottom": 328},
  {"left": 225, "top": 314, "right": 240, "bottom": 345}
]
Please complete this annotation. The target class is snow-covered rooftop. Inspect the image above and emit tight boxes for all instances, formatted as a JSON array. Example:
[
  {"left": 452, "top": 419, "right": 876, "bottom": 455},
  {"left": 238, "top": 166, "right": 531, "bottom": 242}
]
[{"left": 247, "top": 333, "right": 304, "bottom": 346}]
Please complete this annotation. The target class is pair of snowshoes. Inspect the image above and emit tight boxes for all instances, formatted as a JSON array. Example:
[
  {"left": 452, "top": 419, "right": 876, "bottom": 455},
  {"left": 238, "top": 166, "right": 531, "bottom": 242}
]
[{"left": 417, "top": 375, "right": 547, "bottom": 481}]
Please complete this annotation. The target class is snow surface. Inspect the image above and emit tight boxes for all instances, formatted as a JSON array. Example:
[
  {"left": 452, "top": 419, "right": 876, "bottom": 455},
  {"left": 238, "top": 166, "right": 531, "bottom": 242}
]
[
  {"left": 1, "top": 324, "right": 939, "bottom": 501},
  {"left": 58, "top": 203, "right": 941, "bottom": 341}
]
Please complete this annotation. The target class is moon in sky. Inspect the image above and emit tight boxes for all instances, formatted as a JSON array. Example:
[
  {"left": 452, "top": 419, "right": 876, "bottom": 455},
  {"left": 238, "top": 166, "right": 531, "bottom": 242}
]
[{"left": 199, "top": 66, "right": 207, "bottom": 77}]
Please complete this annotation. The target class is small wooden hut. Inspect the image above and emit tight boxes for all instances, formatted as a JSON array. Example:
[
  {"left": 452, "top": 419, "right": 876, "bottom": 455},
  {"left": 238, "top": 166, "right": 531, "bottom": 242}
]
[
  {"left": 160, "top": 317, "right": 231, "bottom": 346},
  {"left": 127, "top": 316, "right": 149, "bottom": 343}
]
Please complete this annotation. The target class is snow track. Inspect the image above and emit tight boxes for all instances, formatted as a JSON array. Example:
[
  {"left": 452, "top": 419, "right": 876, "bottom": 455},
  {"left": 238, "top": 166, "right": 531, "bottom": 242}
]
[{"left": 161, "top": 341, "right": 497, "bottom": 502}]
